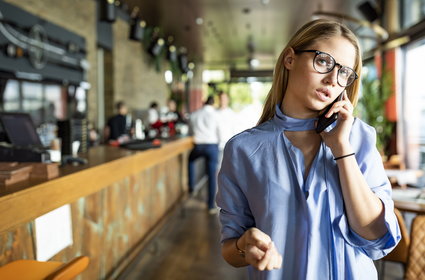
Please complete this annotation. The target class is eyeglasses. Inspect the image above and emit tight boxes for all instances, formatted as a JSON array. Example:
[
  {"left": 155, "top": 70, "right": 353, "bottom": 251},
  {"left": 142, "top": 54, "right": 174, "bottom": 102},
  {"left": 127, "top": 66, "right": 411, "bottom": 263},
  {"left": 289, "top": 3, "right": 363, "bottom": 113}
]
[{"left": 294, "top": 50, "right": 358, "bottom": 87}]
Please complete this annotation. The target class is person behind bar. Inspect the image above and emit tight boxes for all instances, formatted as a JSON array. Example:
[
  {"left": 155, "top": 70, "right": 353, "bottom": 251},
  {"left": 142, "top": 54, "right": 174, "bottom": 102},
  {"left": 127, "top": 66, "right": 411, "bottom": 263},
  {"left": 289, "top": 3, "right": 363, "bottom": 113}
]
[
  {"left": 188, "top": 95, "right": 220, "bottom": 214},
  {"left": 104, "top": 101, "right": 131, "bottom": 143},
  {"left": 216, "top": 19, "right": 400, "bottom": 279}
]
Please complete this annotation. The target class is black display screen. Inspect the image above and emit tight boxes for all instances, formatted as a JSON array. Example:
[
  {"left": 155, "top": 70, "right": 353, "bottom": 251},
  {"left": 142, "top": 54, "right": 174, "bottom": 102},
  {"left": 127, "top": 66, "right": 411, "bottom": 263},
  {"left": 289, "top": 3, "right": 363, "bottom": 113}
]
[{"left": 0, "top": 113, "right": 42, "bottom": 147}]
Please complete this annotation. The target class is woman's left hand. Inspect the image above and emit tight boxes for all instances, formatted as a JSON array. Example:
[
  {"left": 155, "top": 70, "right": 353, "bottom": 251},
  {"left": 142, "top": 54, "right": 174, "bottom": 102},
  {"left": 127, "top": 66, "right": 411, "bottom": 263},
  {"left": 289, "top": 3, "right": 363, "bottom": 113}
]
[{"left": 319, "top": 90, "right": 354, "bottom": 154}]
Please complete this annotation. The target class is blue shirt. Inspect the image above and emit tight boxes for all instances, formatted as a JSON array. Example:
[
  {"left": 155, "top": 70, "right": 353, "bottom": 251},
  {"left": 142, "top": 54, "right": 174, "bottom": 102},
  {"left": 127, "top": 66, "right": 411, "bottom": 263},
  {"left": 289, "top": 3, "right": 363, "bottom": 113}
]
[{"left": 216, "top": 106, "right": 400, "bottom": 280}]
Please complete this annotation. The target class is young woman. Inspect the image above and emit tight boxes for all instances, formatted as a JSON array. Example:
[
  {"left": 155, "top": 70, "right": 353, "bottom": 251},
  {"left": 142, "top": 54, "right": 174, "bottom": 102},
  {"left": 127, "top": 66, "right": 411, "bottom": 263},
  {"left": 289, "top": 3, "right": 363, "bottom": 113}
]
[{"left": 216, "top": 19, "right": 400, "bottom": 279}]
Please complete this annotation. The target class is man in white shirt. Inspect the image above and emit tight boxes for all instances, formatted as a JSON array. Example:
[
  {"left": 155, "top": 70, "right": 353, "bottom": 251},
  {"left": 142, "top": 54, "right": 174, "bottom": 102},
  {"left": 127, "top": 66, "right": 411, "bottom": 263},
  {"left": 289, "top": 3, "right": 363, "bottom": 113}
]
[
  {"left": 188, "top": 96, "right": 219, "bottom": 213},
  {"left": 216, "top": 91, "right": 239, "bottom": 162},
  {"left": 147, "top": 101, "right": 159, "bottom": 125}
]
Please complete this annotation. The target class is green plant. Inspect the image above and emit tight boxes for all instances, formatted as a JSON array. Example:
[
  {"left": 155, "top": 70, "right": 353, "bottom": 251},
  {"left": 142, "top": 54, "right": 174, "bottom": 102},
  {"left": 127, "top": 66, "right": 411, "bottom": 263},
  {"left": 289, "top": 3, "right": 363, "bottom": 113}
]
[{"left": 358, "top": 70, "right": 394, "bottom": 154}]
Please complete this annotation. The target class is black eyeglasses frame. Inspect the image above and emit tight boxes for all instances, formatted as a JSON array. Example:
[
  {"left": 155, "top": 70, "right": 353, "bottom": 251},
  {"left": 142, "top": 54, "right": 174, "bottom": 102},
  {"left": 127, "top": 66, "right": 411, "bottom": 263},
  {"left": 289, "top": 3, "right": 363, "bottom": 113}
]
[{"left": 294, "top": 49, "right": 358, "bottom": 87}]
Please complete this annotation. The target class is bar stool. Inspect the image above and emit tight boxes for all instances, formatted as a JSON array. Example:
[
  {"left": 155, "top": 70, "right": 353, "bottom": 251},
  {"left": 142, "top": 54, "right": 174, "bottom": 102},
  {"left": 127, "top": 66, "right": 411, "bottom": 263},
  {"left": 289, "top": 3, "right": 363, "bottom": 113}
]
[{"left": 0, "top": 256, "right": 89, "bottom": 280}]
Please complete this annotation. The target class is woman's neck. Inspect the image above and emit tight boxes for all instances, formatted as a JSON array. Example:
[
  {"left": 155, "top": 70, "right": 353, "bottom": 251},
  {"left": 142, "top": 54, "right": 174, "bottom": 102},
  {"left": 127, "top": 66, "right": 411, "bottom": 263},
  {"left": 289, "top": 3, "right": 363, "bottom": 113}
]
[{"left": 280, "top": 97, "right": 318, "bottom": 119}]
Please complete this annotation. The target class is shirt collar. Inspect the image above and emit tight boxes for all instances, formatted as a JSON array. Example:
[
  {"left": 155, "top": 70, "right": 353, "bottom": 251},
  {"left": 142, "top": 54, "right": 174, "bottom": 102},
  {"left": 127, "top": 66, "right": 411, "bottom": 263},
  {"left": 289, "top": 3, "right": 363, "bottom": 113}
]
[
  {"left": 272, "top": 105, "right": 317, "bottom": 131},
  {"left": 204, "top": 105, "right": 215, "bottom": 111}
]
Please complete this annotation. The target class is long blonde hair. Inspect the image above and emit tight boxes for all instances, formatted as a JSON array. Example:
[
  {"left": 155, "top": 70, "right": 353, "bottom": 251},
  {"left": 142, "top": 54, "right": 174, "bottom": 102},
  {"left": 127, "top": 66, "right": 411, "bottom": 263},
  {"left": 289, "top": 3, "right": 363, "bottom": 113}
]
[{"left": 258, "top": 19, "right": 362, "bottom": 125}]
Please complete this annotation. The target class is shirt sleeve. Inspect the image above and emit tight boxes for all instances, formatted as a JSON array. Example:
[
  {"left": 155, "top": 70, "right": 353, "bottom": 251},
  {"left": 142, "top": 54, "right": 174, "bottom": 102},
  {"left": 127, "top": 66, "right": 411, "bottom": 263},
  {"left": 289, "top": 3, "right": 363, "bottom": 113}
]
[
  {"left": 216, "top": 138, "right": 255, "bottom": 243},
  {"left": 336, "top": 120, "right": 401, "bottom": 260}
]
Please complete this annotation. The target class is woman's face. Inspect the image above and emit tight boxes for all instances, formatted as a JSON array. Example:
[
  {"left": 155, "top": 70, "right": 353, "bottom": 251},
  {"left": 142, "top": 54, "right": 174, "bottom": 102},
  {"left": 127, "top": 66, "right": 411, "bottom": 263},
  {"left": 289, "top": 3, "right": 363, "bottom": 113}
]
[{"left": 283, "top": 35, "right": 356, "bottom": 118}]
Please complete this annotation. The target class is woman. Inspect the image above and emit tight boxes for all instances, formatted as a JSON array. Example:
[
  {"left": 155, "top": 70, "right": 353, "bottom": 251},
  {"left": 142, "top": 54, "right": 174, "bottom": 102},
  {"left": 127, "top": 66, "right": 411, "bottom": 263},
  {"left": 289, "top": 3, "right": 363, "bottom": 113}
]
[{"left": 216, "top": 19, "right": 400, "bottom": 279}]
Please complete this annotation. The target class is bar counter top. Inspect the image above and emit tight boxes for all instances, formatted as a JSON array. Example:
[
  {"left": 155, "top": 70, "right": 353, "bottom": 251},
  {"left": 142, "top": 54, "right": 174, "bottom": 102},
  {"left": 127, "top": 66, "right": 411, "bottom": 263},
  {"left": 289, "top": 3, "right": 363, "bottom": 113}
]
[{"left": 0, "top": 137, "right": 193, "bottom": 233}]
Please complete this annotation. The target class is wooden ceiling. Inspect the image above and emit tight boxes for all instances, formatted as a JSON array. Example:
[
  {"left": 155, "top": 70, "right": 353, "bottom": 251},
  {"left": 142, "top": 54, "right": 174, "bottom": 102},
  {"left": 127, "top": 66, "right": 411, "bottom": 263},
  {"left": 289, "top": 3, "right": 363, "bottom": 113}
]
[{"left": 122, "top": 0, "right": 371, "bottom": 70}]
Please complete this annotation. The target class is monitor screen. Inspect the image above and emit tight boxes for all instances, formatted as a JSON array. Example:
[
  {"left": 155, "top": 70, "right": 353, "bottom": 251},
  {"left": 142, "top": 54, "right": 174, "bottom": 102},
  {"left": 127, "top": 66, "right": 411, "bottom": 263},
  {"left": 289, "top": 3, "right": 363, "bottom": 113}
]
[{"left": 0, "top": 113, "right": 42, "bottom": 147}]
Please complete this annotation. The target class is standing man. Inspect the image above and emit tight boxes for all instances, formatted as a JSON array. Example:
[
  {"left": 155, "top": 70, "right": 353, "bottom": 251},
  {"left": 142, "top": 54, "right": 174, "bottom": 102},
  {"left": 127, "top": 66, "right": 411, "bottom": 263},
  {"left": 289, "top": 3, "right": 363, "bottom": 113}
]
[
  {"left": 216, "top": 91, "right": 239, "bottom": 164},
  {"left": 188, "top": 96, "right": 219, "bottom": 214}
]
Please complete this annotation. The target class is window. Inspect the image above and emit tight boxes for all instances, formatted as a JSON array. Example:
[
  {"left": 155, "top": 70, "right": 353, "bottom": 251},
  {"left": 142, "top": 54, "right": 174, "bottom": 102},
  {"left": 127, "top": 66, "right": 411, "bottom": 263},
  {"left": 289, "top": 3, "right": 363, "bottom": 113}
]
[
  {"left": 400, "top": 0, "right": 425, "bottom": 29},
  {"left": 402, "top": 39, "right": 425, "bottom": 169},
  {"left": 3, "top": 80, "right": 20, "bottom": 111}
]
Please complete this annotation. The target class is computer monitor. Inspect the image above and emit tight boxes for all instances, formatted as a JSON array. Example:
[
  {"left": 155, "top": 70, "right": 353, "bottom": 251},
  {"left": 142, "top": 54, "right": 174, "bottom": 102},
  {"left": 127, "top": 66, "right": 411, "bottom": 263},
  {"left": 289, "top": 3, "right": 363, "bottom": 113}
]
[{"left": 0, "top": 112, "right": 43, "bottom": 147}]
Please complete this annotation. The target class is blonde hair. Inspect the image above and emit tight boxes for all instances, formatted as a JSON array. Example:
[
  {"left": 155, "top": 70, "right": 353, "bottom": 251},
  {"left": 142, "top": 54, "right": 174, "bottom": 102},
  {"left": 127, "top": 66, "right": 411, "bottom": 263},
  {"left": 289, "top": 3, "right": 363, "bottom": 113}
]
[{"left": 258, "top": 19, "right": 362, "bottom": 125}]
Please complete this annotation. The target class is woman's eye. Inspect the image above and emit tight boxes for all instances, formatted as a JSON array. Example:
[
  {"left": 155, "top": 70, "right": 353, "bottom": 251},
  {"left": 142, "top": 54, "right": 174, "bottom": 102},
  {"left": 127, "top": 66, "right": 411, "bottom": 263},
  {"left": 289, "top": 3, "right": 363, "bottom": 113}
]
[
  {"left": 318, "top": 58, "right": 327, "bottom": 64},
  {"left": 340, "top": 68, "right": 350, "bottom": 77},
  {"left": 317, "top": 58, "right": 328, "bottom": 65}
]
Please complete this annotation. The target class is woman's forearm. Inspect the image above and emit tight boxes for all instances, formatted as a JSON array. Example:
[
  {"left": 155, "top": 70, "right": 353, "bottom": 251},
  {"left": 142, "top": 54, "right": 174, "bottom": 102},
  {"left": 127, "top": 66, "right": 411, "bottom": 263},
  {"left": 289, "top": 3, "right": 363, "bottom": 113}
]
[
  {"left": 336, "top": 153, "right": 387, "bottom": 240},
  {"left": 222, "top": 238, "right": 248, "bottom": 267}
]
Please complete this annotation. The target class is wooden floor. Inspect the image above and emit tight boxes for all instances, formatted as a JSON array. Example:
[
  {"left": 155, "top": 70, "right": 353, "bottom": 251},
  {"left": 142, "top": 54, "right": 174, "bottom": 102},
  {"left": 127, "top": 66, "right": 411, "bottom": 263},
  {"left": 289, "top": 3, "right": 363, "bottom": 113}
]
[
  {"left": 118, "top": 186, "right": 405, "bottom": 280},
  {"left": 117, "top": 189, "right": 247, "bottom": 280}
]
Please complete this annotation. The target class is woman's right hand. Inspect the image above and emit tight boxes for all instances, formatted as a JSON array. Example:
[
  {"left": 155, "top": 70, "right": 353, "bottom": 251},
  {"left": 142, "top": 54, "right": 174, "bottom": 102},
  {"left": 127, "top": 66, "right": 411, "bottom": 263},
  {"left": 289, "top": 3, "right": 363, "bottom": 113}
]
[{"left": 239, "top": 227, "right": 282, "bottom": 271}]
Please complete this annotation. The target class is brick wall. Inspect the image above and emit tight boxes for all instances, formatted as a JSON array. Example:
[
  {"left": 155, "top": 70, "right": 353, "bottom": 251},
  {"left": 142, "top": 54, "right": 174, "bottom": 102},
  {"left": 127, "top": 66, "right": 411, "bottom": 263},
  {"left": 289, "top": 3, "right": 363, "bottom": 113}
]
[{"left": 112, "top": 18, "right": 169, "bottom": 114}]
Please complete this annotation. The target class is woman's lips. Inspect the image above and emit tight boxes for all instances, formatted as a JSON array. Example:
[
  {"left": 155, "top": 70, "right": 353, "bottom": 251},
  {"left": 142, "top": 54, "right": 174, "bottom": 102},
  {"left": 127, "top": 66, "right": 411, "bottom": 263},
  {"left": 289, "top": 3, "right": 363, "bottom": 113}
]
[{"left": 315, "top": 88, "right": 331, "bottom": 102}]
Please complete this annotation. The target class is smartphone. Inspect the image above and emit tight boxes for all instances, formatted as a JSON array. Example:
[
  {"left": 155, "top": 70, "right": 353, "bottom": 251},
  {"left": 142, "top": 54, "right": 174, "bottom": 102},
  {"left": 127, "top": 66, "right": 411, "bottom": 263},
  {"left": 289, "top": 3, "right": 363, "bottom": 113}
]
[{"left": 315, "top": 93, "right": 343, "bottom": 133}]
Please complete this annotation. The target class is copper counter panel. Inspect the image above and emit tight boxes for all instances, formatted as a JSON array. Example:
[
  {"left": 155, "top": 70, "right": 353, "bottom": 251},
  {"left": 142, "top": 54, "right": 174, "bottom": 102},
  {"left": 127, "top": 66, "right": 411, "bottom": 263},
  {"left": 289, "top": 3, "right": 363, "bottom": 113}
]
[{"left": 0, "top": 137, "right": 193, "bottom": 279}]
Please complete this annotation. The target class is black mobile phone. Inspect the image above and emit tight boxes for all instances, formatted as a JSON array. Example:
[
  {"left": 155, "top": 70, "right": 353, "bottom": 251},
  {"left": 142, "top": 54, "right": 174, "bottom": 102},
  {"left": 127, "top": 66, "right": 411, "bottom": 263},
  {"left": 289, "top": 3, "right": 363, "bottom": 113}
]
[{"left": 315, "top": 93, "right": 343, "bottom": 133}]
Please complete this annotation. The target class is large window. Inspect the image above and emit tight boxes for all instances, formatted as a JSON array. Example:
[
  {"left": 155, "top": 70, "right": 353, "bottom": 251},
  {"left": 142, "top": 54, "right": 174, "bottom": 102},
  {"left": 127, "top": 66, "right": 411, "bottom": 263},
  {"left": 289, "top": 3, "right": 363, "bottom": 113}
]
[
  {"left": 0, "top": 79, "right": 87, "bottom": 146},
  {"left": 400, "top": 0, "right": 425, "bottom": 29},
  {"left": 402, "top": 39, "right": 425, "bottom": 170}
]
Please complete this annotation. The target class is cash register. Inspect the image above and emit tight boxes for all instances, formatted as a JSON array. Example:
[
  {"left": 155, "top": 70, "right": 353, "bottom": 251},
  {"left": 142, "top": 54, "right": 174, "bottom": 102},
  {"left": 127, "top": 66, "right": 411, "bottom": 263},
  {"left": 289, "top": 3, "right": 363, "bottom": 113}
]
[{"left": 0, "top": 112, "right": 50, "bottom": 162}]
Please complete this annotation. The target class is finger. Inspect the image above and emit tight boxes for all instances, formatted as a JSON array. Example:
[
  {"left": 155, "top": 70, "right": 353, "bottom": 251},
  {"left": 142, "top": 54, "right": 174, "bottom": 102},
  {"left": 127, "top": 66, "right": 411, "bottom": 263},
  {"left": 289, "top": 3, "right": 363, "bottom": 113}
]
[
  {"left": 275, "top": 253, "right": 283, "bottom": 269},
  {"left": 342, "top": 90, "right": 348, "bottom": 100},
  {"left": 342, "top": 101, "right": 353, "bottom": 113},
  {"left": 256, "top": 244, "right": 272, "bottom": 271},
  {"left": 267, "top": 242, "right": 282, "bottom": 270},
  {"left": 342, "top": 91, "right": 353, "bottom": 109},
  {"left": 245, "top": 244, "right": 266, "bottom": 262},
  {"left": 324, "top": 98, "right": 347, "bottom": 117},
  {"left": 266, "top": 248, "right": 278, "bottom": 270},
  {"left": 253, "top": 238, "right": 271, "bottom": 252},
  {"left": 326, "top": 100, "right": 353, "bottom": 118},
  {"left": 325, "top": 103, "right": 341, "bottom": 118},
  {"left": 247, "top": 229, "right": 271, "bottom": 252},
  {"left": 335, "top": 106, "right": 353, "bottom": 120},
  {"left": 266, "top": 252, "right": 282, "bottom": 270}
]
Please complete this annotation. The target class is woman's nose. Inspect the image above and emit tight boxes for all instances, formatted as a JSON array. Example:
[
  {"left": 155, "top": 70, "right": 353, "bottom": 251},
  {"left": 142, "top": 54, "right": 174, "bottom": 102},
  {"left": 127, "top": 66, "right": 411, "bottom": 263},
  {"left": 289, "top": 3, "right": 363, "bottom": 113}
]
[{"left": 323, "top": 68, "right": 339, "bottom": 86}]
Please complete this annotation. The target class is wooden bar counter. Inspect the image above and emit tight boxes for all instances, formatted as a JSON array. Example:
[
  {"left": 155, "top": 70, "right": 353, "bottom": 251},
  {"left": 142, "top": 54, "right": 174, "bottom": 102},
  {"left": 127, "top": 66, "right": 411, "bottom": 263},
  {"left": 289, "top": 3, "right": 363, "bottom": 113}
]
[{"left": 0, "top": 137, "right": 193, "bottom": 279}]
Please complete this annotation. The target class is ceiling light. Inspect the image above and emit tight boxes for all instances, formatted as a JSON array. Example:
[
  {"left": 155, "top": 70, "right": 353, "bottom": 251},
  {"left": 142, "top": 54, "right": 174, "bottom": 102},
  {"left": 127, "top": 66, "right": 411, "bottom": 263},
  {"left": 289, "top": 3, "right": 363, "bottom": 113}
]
[
  {"left": 165, "top": 70, "right": 173, "bottom": 84},
  {"left": 250, "top": 59, "right": 260, "bottom": 68},
  {"left": 129, "top": 19, "right": 146, "bottom": 41},
  {"left": 148, "top": 38, "right": 165, "bottom": 57},
  {"left": 167, "top": 45, "right": 177, "bottom": 62}
]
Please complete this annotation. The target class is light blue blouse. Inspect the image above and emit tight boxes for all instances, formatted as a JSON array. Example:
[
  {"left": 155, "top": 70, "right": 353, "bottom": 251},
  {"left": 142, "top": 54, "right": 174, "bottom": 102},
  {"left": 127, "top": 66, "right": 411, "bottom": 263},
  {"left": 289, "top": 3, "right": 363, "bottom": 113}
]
[{"left": 216, "top": 106, "right": 400, "bottom": 280}]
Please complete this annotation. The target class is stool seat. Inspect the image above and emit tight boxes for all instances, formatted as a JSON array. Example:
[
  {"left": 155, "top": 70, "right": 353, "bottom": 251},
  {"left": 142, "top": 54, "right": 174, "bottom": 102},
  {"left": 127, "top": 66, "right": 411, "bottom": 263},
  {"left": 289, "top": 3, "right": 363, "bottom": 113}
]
[{"left": 0, "top": 256, "right": 89, "bottom": 280}]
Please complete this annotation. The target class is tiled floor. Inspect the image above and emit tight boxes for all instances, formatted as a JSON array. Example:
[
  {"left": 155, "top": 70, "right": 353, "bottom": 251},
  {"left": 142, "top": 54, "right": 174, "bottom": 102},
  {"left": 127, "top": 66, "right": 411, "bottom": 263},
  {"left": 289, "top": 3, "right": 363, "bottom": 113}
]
[{"left": 119, "top": 187, "right": 406, "bottom": 280}]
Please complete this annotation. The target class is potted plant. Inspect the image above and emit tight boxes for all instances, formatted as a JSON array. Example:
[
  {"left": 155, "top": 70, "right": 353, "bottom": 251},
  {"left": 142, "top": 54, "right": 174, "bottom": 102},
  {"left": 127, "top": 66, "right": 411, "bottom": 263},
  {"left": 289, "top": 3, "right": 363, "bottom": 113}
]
[{"left": 358, "top": 69, "right": 394, "bottom": 156}]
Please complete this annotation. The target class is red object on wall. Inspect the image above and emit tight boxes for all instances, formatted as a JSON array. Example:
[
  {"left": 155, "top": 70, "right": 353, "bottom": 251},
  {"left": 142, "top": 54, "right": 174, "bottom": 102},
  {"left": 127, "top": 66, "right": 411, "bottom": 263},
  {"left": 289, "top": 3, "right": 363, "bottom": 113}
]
[
  {"left": 385, "top": 50, "right": 398, "bottom": 122},
  {"left": 189, "top": 88, "right": 203, "bottom": 112},
  {"left": 374, "top": 50, "right": 398, "bottom": 122}
]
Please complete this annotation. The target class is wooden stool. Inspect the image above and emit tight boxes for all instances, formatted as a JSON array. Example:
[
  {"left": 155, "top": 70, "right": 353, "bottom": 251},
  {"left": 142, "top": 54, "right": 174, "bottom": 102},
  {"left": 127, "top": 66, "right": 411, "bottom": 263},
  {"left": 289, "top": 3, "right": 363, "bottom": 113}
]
[{"left": 0, "top": 256, "right": 89, "bottom": 280}]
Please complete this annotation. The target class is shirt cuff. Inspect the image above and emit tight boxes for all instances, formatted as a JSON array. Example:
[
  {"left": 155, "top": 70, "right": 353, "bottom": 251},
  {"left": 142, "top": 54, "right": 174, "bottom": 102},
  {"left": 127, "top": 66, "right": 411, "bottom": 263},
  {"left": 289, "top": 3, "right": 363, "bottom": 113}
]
[{"left": 335, "top": 198, "right": 401, "bottom": 259}]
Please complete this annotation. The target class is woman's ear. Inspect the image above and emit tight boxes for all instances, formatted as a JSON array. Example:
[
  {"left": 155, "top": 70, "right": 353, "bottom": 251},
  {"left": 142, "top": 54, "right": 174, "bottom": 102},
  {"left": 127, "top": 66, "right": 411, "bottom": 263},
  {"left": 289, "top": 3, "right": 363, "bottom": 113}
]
[{"left": 283, "top": 47, "right": 295, "bottom": 70}]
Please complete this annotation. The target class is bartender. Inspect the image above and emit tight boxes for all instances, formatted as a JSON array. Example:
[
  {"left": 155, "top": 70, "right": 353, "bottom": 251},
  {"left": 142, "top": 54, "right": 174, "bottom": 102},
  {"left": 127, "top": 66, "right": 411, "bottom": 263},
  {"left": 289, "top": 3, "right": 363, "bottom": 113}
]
[{"left": 104, "top": 101, "right": 132, "bottom": 143}]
